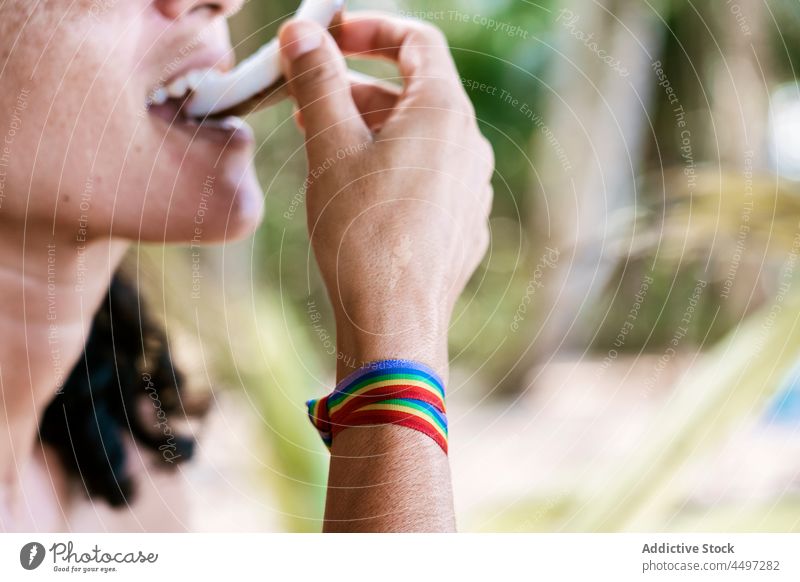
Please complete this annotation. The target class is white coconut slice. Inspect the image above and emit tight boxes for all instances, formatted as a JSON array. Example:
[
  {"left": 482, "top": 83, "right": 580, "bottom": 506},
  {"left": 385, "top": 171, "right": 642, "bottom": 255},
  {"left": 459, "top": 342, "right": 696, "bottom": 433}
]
[{"left": 183, "top": 0, "right": 346, "bottom": 119}]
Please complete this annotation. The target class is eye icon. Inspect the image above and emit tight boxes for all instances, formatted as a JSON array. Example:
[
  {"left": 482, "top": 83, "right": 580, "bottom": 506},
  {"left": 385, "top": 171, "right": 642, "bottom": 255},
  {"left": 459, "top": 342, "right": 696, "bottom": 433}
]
[{"left": 20, "top": 542, "right": 46, "bottom": 570}]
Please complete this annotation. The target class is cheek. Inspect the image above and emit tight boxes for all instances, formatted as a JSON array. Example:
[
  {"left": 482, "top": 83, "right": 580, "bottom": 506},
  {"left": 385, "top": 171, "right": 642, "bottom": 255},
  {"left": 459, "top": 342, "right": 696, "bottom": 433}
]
[
  {"left": 0, "top": 94, "right": 122, "bottom": 231},
  {"left": 42, "top": 92, "right": 144, "bottom": 234},
  {"left": 5, "top": 31, "right": 142, "bottom": 227}
]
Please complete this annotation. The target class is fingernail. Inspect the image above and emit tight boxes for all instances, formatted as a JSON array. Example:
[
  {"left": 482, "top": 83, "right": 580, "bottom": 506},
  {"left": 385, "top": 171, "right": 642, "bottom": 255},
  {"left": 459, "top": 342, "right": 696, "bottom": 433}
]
[{"left": 281, "top": 21, "right": 324, "bottom": 61}]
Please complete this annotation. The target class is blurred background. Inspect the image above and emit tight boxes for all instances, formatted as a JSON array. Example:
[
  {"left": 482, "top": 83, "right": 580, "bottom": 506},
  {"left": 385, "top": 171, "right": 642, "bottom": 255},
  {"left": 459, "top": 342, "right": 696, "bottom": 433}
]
[{"left": 134, "top": 0, "right": 800, "bottom": 532}]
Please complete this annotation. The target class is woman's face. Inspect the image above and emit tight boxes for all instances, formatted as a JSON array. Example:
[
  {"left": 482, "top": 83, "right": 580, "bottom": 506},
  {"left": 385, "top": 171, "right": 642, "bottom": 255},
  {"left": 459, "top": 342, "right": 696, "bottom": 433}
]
[{"left": 0, "top": 0, "right": 263, "bottom": 243}]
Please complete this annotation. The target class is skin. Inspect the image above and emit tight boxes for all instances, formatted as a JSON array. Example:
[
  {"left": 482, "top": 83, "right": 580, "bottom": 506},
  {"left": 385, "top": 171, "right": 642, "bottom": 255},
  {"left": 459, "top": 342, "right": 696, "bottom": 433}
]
[
  {"left": 0, "top": 0, "right": 262, "bottom": 531},
  {"left": 0, "top": 0, "right": 493, "bottom": 532},
  {"left": 280, "top": 16, "right": 493, "bottom": 532}
]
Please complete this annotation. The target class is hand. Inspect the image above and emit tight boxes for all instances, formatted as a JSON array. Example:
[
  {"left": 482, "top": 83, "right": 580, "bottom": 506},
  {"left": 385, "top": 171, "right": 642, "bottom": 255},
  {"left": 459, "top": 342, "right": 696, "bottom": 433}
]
[{"left": 279, "top": 13, "right": 494, "bottom": 378}]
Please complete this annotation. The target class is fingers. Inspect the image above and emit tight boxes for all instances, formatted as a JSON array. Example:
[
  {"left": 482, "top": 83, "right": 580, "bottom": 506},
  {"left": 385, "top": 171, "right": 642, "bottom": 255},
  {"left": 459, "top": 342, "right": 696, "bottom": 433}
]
[
  {"left": 337, "top": 13, "right": 459, "bottom": 82},
  {"left": 350, "top": 82, "right": 400, "bottom": 131},
  {"left": 335, "top": 13, "right": 471, "bottom": 117},
  {"left": 292, "top": 80, "right": 400, "bottom": 132},
  {"left": 279, "top": 20, "right": 370, "bottom": 153}
]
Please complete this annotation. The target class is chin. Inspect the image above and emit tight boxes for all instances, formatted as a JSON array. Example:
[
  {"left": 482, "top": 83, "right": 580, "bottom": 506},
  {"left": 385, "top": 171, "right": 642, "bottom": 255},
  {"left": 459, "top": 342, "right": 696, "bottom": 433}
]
[
  {"left": 159, "top": 163, "right": 265, "bottom": 244},
  {"left": 123, "top": 160, "right": 264, "bottom": 246},
  {"left": 141, "top": 120, "right": 266, "bottom": 244},
  {"left": 131, "top": 73, "right": 268, "bottom": 244}
]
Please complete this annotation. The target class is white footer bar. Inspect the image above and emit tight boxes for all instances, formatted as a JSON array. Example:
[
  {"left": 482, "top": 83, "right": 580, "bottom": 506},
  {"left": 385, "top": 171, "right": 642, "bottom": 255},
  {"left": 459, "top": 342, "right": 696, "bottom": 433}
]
[{"left": 1, "top": 533, "right": 797, "bottom": 581}]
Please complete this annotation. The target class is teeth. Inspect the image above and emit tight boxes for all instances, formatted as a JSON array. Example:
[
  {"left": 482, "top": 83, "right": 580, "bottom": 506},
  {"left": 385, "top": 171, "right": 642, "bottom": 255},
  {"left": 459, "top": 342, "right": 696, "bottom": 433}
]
[
  {"left": 150, "top": 87, "right": 168, "bottom": 106},
  {"left": 147, "top": 68, "right": 217, "bottom": 111},
  {"left": 185, "top": 70, "right": 206, "bottom": 91},
  {"left": 149, "top": 69, "right": 215, "bottom": 107},
  {"left": 166, "top": 77, "right": 189, "bottom": 99}
]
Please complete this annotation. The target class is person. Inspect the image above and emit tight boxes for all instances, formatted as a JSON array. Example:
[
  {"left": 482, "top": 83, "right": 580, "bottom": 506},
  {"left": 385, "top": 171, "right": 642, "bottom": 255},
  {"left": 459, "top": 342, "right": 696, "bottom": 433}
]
[{"left": 0, "top": 0, "right": 493, "bottom": 533}]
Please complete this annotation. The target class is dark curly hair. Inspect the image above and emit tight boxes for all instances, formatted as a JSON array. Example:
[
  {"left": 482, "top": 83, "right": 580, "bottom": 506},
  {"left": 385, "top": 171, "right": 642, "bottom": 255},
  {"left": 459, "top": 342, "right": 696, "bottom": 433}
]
[{"left": 39, "top": 272, "right": 203, "bottom": 507}]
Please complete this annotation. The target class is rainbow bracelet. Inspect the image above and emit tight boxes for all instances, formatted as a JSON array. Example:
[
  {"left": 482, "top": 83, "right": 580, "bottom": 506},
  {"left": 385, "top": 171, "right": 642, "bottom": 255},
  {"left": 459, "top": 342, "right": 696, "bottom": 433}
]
[{"left": 306, "top": 360, "right": 449, "bottom": 454}]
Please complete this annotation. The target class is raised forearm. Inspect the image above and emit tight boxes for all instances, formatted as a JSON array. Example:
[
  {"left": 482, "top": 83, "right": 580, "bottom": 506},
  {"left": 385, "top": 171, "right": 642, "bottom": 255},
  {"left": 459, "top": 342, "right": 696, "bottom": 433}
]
[
  {"left": 278, "top": 13, "right": 492, "bottom": 534},
  {"left": 323, "top": 323, "right": 455, "bottom": 532}
]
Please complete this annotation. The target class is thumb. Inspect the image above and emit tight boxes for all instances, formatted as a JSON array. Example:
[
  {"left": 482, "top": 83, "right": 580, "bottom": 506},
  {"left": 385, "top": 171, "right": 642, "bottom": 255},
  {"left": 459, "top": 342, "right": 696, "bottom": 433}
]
[{"left": 279, "top": 20, "right": 367, "bottom": 149}]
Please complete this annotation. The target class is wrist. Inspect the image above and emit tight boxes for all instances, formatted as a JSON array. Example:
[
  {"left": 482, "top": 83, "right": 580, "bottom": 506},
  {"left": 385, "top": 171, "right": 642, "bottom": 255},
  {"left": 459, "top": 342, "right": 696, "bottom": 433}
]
[{"left": 333, "top": 300, "right": 449, "bottom": 382}]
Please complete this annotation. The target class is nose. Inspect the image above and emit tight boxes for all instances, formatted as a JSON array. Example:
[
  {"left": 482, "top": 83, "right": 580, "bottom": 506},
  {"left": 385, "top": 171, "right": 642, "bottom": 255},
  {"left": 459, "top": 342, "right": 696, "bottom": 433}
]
[{"left": 154, "top": 0, "right": 244, "bottom": 20}]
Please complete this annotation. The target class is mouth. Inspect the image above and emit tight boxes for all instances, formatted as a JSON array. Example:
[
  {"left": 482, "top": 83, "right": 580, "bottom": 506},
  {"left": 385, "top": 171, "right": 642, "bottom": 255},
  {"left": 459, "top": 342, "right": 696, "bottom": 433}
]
[
  {"left": 145, "top": 70, "right": 255, "bottom": 145},
  {"left": 169, "top": 0, "right": 346, "bottom": 119}
]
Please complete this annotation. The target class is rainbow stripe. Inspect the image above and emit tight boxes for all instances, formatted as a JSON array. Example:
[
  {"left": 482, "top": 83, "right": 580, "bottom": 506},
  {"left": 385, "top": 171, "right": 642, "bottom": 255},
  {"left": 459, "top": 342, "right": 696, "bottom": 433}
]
[{"left": 306, "top": 360, "right": 448, "bottom": 454}]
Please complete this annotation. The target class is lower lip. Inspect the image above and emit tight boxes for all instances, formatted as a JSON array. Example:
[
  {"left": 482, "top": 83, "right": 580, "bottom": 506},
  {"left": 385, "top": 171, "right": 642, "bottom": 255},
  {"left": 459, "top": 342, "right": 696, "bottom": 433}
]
[{"left": 151, "top": 109, "right": 255, "bottom": 148}]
